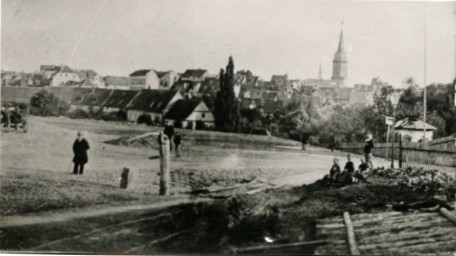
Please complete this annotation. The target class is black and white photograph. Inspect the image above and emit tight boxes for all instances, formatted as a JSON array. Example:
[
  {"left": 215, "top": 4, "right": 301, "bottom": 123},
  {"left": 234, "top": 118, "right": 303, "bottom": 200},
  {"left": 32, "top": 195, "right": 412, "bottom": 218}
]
[{"left": 1, "top": 0, "right": 456, "bottom": 254}]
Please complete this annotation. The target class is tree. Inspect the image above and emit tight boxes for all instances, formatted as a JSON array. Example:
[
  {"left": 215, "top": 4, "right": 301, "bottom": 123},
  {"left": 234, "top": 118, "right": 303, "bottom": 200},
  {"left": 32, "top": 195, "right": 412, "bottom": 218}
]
[
  {"left": 30, "top": 90, "right": 69, "bottom": 116},
  {"left": 275, "top": 97, "right": 321, "bottom": 141},
  {"left": 214, "top": 56, "right": 240, "bottom": 132}
]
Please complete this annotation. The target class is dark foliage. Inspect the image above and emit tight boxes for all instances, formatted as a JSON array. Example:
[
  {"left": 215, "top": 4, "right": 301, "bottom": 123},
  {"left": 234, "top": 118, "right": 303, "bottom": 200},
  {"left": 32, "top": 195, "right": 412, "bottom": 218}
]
[
  {"left": 214, "top": 57, "right": 241, "bottom": 132},
  {"left": 137, "top": 113, "right": 153, "bottom": 126},
  {"left": 30, "top": 90, "right": 69, "bottom": 116}
]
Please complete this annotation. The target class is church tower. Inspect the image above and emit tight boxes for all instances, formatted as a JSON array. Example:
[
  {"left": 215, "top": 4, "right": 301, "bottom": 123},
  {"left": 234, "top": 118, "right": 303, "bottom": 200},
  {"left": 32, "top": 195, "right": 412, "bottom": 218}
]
[{"left": 332, "top": 26, "right": 348, "bottom": 86}]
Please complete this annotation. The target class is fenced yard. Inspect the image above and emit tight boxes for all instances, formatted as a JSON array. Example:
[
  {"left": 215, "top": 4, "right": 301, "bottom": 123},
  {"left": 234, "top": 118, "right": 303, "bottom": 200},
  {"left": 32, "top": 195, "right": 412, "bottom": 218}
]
[{"left": 340, "top": 137, "right": 456, "bottom": 177}]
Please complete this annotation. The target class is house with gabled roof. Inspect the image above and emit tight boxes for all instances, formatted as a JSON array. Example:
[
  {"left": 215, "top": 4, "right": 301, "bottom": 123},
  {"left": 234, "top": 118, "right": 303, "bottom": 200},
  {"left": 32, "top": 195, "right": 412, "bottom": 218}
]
[
  {"left": 76, "top": 69, "right": 104, "bottom": 88},
  {"left": 163, "top": 98, "right": 214, "bottom": 130},
  {"left": 103, "top": 90, "right": 141, "bottom": 112},
  {"left": 394, "top": 118, "right": 437, "bottom": 143},
  {"left": 129, "top": 69, "right": 159, "bottom": 90},
  {"left": 126, "top": 89, "right": 182, "bottom": 123},
  {"left": 40, "top": 65, "right": 60, "bottom": 79},
  {"left": 50, "top": 65, "right": 81, "bottom": 87},
  {"left": 156, "top": 70, "right": 178, "bottom": 89},
  {"left": 172, "top": 69, "right": 210, "bottom": 97},
  {"left": 129, "top": 69, "right": 176, "bottom": 90}
]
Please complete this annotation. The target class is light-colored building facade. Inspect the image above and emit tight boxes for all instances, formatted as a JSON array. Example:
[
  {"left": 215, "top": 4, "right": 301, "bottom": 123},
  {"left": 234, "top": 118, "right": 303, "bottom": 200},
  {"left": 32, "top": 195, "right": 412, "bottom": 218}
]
[
  {"left": 129, "top": 69, "right": 160, "bottom": 90},
  {"left": 394, "top": 119, "right": 437, "bottom": 142},
  {"left": 50, "top": 65, "right": 81, "bottom": 86},
  {"left": 164, "top": 98, "right": 215, "bottom": 129}
]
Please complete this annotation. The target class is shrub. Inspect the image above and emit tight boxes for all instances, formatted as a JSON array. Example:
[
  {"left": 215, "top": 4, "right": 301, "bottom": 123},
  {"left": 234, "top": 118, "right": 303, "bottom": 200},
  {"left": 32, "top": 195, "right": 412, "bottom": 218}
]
[
  {"left": 67, "top": 109, "right": 91, "bottom": 119},
  {"left": 117, "top": 110, "right": 127, "bottom": 121},
  {"left": 196, "top": 120, "right": 206, "bottom": 130},
  {"left": 153, "top": 115, "right": 161, "bottom": 125},
  {"left": 30, "top": 90, "right": 69, "bottom": 116},
  {"left": 173, "top": 120, "right": 183, "bottom": 128},
  {"left": 137, "top": 113, "right": 153, "bottom": 125},
  {"left": 97, "top": 112, "right": 119, "bottom": 122}
]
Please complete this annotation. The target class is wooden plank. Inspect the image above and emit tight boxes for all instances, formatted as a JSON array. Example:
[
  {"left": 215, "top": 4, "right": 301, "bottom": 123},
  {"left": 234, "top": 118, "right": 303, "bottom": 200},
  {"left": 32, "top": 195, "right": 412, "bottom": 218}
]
[
  {"left": 232, "top": 239, "right": 329, "bottom": 253},
  {"left": 343, "top": 212, "right": 360, "bottom": 255},
  {"left": 439, "top": 208, "right": 456, "bottom": 225},
  {"left": 357, "top": 228, "right": 452, "bottom": 245}
]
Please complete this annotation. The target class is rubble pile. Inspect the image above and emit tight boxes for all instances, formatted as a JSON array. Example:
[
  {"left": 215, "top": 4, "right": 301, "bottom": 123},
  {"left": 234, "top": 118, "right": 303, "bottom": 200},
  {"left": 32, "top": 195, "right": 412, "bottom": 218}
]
[{"left": 370, "top": 167, "right": 456, "bottom": 199}]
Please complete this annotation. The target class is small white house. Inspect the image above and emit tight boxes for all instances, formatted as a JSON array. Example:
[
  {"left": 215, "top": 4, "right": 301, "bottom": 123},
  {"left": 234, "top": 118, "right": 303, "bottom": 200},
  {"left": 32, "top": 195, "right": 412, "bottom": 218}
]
[
  {"left": 394, "top": 118, "right": 437, "bottom": 142},
  {"left": 163, "top": 98, "right": 215, "bottom": 130},
  {"left": 50, "top": 65, "right": 81, "bottom": 86}
]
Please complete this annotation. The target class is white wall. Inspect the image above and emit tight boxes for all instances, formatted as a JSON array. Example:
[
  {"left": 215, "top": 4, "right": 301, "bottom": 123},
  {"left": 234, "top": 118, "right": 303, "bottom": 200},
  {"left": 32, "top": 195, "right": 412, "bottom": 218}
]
[
  {"left": 146, "top": 71, "right": 160, "bottom": 89},
  {"left": 51, "top": 72, "right": 81, "bottom": 86},
  {"left": 186, "top": 102, "right": 215, "bottom": 122},
  {"left": 396, "top": 130, "right": 434, "bottom": 142}
]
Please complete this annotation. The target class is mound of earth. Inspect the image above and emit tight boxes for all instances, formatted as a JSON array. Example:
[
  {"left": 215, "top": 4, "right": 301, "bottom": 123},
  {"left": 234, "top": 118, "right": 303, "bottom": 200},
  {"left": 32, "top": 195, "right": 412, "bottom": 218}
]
[{"left": 104, "top": 134, "right": 159, "bottom": 149}]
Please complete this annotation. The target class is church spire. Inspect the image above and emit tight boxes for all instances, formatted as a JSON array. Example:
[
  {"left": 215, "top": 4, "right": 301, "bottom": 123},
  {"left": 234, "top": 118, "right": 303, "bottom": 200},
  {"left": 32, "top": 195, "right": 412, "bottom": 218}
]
[
  {"left": 337, "top": 22, "right": 345, "bottom": 52},
  {"left": 332, "top": 21, "right": 348, "bottom": 86},
  {"left": 318, "top": 62, "right": 322, "bottom": 80}
]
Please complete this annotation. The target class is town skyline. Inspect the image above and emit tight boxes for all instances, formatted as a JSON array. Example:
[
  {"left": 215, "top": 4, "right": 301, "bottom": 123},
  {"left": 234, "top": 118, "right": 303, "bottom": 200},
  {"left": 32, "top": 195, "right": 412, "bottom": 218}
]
[{"left": 1, "top": 0, "right": 455, "bottom": 87}]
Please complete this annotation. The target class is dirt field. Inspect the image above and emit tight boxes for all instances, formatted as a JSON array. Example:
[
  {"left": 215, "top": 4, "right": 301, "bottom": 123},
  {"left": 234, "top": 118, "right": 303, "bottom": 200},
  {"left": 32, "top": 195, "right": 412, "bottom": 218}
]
[{"left": 0, "top": 116, "right": 392, "bottom": 216}]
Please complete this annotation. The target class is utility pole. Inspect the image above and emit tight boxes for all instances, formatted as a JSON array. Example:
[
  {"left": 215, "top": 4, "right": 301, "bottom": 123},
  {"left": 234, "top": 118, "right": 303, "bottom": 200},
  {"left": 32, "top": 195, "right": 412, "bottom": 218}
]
[{"left": 422, "top": 10, "right": 427, "bottom": 148}]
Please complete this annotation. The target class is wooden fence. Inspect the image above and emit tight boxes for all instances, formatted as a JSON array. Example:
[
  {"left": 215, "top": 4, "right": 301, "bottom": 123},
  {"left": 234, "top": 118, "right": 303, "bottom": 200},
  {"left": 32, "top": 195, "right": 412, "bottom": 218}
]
[{"left": 339, "top": 141, "right": 456, "bottom": 177}]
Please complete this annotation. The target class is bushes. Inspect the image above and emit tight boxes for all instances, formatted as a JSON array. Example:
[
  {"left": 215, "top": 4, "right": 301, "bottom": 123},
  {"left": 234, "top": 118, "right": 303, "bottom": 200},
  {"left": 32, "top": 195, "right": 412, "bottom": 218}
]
[
  {"left": 30, "top": 90, "right": 69, "bottom": 116},
  {"left": 137, "top": 113, "right": 153, "bottom": 125},
  {"left": 67, "top": 109, "right": 91, "bottom": 119}
]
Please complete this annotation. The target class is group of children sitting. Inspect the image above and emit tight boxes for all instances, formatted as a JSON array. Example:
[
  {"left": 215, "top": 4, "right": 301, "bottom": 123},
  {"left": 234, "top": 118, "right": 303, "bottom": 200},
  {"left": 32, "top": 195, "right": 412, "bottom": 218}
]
[{"left": 321, "top": 154, "right": 370, "bottom": 187}]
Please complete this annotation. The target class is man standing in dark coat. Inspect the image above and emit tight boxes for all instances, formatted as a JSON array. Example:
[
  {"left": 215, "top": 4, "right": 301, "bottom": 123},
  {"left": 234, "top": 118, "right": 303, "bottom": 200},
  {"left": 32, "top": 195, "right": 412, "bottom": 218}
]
[
  {"left": 364, "top": 134, "right": 374, "bottom": 169},
  {"left": 73, "top": 131, "right": 90, "bottom": 175}
]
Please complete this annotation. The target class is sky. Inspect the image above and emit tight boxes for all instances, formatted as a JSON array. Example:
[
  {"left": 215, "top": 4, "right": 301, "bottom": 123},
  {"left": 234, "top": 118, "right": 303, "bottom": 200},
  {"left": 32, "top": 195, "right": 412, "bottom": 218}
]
[{"left": 1, "top": 0, "right": 455, "bottom": 87}]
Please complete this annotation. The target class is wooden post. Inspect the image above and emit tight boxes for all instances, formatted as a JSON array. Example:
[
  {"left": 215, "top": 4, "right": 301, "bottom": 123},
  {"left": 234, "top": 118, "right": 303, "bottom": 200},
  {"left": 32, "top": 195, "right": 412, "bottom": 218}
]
[
  {"left": 391, "top": 133, "right": 395, "bottom": 169},
  {"left": 160, "top": 136, "right": 170, "bottom": 196},
  {"left": 399, "top": 134, "right": 403, "bottom": 168},
  {"left": 385, "top": 125, "right": 390, "bottom": 159},
  {"left": 343, "top": 212, "right": 360, "bottom": 255},
  {"left": 120, "top": 167, "right": 132, "bottom": 189}
]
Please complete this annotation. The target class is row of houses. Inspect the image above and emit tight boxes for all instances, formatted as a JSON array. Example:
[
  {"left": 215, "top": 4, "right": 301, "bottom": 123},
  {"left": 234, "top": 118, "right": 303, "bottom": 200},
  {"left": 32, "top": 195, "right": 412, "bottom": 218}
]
[{"left": 1, "top": 86, "right": 215, "bottom": 130}]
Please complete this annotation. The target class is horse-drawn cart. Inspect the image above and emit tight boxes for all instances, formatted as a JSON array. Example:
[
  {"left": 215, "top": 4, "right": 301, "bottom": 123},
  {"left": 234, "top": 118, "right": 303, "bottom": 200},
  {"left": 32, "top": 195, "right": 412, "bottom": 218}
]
[{"left": 1, "top": 103, "right": 29, "bottom": 133}]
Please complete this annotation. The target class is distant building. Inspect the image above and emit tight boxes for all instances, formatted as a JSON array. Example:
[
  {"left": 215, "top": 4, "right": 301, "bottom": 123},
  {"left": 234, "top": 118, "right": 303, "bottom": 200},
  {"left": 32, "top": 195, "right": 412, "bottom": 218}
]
[
  {"left": 126, "top": 89, "right": 182, "bottom": 123},
  {"left": 50, "top": 65, "right": 81, "bottom": 87},
  {"left": 334, "top": 87, "right": 352, "bottom": 105},
  {"left": 350, "top": 84, "right": 377, "bottom": 106},
  {"left": 271, "top": 75, "right": 288, "bottom": 89},
  {"left": 172, "top": 69, "right": 210, "bottom": 97},
  {"left": 129, "top": 69, "right": 160, "bottom": 90},
  {"left": 104, "top": 76, "right": 130, "bottom": 90},
  {"left": 40, "top": 65, "right": 60, "bottom": 79},
  {"left": 394, "top": 118, "right": 437, "bottom": 142},
  {"left": 156, "top": 70, "right": 178, "bottom": 89},
  {"left": 76, "top": 69, "right": 104, "bottom": 88},
  {"left": 164, "top": 98, "right": 215, "bottom": 129}
]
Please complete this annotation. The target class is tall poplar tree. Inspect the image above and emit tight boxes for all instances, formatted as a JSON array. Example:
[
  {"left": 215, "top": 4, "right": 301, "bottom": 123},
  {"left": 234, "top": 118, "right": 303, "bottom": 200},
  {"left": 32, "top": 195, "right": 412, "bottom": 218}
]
[{"left": 214, "top": 56, "right": 240, "bottom": 132}]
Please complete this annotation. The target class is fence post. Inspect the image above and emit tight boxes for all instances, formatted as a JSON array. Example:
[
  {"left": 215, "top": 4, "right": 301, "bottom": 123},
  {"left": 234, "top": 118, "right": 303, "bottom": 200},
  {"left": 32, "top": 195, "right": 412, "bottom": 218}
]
[
  {"left": 391, "top": 133, "right": 395, "bottom": 168},
  {"left": 399, "top": 134, "right": 402, "bottom": 168},
  {"left": 160, "top": 136, "right": 170, "bottom": 196}
]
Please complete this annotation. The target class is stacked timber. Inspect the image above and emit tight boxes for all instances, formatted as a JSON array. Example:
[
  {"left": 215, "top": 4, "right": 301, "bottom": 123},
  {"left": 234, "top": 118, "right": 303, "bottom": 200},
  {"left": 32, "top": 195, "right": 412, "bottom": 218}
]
[{"left": 315, "top": 210, "right": 456, "bottom": 255}]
